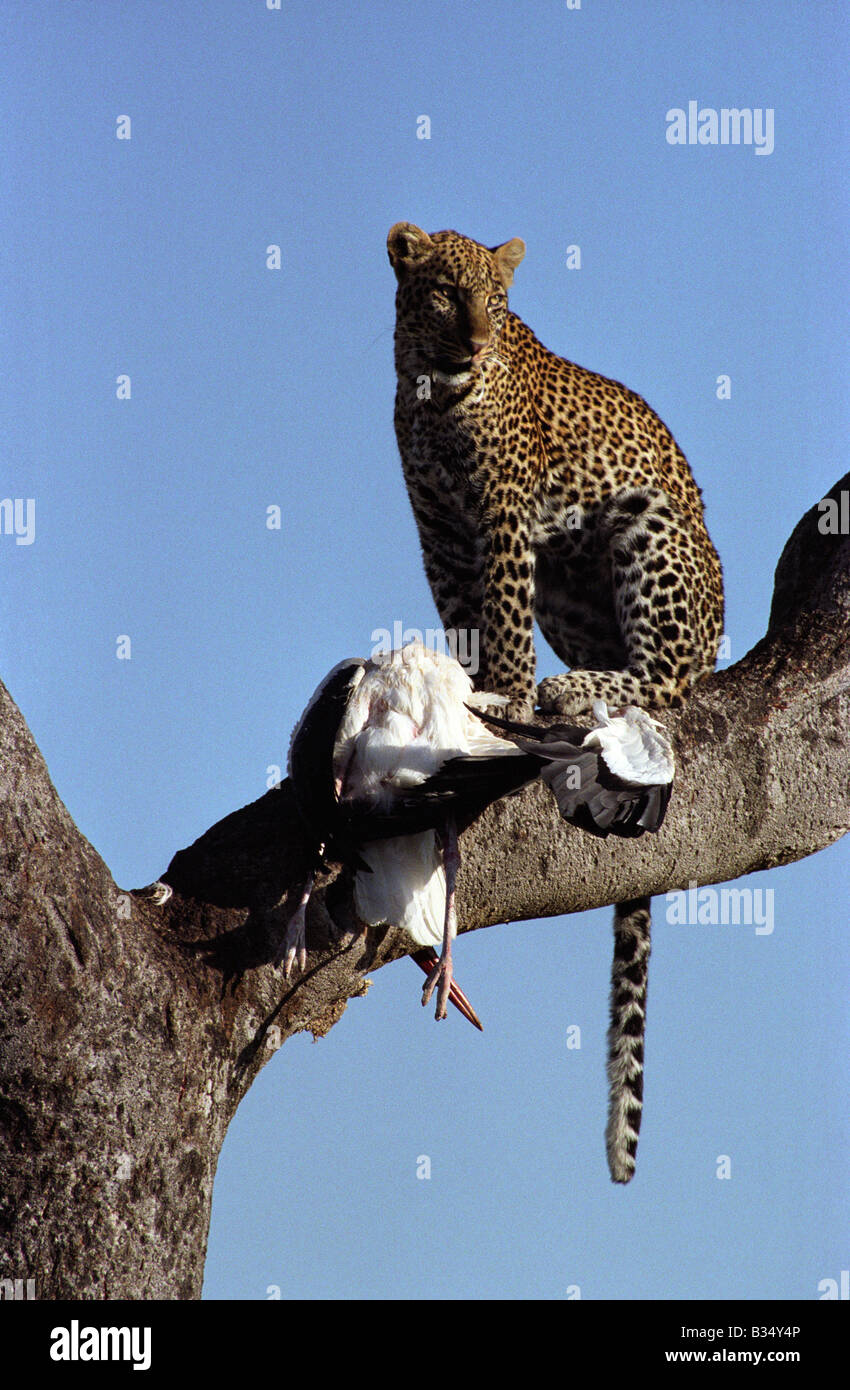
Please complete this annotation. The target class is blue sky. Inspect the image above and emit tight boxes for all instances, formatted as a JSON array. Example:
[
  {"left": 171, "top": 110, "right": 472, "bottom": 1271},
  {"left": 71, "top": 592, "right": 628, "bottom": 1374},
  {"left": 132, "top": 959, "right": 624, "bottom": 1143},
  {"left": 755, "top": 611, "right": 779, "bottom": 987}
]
[{"left": 3, "top": 1, "right": 847, "bottom": 1300}]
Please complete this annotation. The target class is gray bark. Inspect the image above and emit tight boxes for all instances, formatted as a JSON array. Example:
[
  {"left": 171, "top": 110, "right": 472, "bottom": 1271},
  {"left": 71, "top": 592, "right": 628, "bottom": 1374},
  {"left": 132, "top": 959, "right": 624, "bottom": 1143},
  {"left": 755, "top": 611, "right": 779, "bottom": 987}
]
[{"left": 1, "top": 474, "right": 847, "bottom": 1300}]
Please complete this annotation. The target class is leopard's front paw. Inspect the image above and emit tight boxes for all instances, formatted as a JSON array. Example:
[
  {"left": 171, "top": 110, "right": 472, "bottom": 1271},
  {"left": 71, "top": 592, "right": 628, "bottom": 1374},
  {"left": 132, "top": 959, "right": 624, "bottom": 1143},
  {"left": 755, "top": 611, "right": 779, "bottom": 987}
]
[
  {"left": 479, "top": 693, "right": 535, "bottom": 723},
  {"left": 503, "top": 695, "right": 536, "bottom": 722},
  {"left": 537, "top": 675, "right": 592, "bottom": 718}
]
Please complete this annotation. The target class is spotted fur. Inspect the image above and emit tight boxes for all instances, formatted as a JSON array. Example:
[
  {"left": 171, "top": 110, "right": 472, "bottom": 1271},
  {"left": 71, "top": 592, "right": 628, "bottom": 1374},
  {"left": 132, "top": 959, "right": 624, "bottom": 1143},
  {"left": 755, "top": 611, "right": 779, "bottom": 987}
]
[{"left": 388, "top": 223, "right": 724, "bottom": 1182}]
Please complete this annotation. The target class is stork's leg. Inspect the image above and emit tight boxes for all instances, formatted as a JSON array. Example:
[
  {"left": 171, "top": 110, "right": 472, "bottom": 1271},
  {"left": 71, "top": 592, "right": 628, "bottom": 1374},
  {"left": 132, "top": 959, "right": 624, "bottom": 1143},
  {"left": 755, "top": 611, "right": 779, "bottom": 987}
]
[
  {"left": 275, "top": 873, "right": 314, "bottom": 977},
  {"left": 421, "top": 817, "right": 459, "bottom": 1022}
]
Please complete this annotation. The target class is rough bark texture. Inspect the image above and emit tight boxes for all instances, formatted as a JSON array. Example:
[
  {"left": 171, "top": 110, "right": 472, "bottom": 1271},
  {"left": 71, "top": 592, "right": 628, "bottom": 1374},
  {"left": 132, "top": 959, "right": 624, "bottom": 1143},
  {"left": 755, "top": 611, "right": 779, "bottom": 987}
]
[{"left": 1, "top": 475, "right": 847, "bottom": 1300}]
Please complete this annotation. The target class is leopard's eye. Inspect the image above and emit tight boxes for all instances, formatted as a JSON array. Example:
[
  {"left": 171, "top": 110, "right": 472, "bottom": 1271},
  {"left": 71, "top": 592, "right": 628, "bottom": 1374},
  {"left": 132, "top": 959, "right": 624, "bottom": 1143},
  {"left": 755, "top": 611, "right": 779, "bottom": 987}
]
[{"left": 487, "top": 293, "right": 505, "bottom": 311}]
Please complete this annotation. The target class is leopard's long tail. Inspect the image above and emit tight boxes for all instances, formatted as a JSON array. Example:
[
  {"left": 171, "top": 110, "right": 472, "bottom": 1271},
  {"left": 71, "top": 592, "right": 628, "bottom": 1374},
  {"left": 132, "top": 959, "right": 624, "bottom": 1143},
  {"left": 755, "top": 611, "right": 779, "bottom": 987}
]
[{"left": 606, "top": 896, "right": 652, "bottom": 1183}]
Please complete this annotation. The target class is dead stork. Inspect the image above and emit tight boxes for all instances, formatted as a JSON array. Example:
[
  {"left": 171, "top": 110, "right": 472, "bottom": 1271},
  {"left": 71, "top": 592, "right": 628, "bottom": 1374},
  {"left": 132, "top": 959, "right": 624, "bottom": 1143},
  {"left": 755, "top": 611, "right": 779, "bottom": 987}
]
[
  {"left": 283, "top": 642, "right": 674, "bottom": 1035},
  {"left": 283, "top": 643, "right": 523, "bottom": 1027}
]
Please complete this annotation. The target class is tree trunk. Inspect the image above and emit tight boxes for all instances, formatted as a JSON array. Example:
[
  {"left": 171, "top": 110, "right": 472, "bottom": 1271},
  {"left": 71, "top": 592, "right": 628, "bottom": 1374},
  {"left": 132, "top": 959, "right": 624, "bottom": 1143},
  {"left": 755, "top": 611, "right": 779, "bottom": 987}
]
[{"left": 1, "top": 474, "right": 847, "bottom": 1299}]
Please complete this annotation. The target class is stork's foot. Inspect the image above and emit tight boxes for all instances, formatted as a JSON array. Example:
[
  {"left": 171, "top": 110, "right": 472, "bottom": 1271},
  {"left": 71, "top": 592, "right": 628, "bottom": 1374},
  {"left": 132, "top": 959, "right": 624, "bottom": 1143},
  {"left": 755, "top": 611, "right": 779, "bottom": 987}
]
[
  {"left": 411, "top": 949, "right": 483, "bottom": 1030},
  {"left": 274, "top": 905, "right": 307, "bottom": 978},
  {"left": 274, "top": 874, "right": 315, "bottom": 978},
  {"left": 421, "top": 952, "right": 453, "bottom": 1022}
]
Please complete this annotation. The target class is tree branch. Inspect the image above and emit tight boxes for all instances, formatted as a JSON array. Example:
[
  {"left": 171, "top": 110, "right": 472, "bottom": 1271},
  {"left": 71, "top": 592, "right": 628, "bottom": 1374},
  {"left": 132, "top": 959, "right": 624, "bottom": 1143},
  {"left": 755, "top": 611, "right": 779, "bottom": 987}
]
[{"left": 1, "top": 473, "right": 847, "bottom": 1298}]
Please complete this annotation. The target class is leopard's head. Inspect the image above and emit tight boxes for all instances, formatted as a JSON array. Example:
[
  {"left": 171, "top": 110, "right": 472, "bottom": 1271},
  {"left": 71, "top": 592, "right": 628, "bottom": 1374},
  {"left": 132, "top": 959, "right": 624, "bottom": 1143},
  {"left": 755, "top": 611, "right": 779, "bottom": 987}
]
[{"left": 387, "top": 223, "right": 525, "bottom": 376}]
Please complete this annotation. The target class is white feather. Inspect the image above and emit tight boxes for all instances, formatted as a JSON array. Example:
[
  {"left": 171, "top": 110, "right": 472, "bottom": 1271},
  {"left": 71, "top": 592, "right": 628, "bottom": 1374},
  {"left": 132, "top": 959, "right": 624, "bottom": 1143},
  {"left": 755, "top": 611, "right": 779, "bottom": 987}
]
[
  {"left": 337, "top": 643, "right": 515, "bottom": 943},
  {"left": 586, "top": 700, "right": 675, "bottom": 786},
  {"left": 354, "top": 834, "right": 446, "bottom": 947}
]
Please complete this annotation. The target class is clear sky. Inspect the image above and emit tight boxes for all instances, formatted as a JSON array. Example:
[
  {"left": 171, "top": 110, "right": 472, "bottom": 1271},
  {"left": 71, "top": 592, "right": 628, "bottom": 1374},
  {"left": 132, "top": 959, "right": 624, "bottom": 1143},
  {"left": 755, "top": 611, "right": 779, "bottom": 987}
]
[{"left": 3, "top": 1, "right": 847, "bottom": 1300}]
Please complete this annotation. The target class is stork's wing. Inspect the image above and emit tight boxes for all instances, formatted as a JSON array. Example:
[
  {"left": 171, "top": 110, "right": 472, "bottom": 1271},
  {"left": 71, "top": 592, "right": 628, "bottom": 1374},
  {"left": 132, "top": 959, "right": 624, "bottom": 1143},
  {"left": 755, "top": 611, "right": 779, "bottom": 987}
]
[
  {"left": 534, "top": 744, "right": 673, "bottom": 837},
  {"left": 469, "top": 706, "right": 589, "bottom": 745},
  {"left": 287, "top": 658, "right": 369, "bottom": 866},
  {"left": 340, "top": 746, "right": 540, "bottom": 839},
  {"left": 474, "top": 704, "right": 674, "bottom": 837},
  {"left": 586, "top": 700, "right": 676, "bottom": 787}
]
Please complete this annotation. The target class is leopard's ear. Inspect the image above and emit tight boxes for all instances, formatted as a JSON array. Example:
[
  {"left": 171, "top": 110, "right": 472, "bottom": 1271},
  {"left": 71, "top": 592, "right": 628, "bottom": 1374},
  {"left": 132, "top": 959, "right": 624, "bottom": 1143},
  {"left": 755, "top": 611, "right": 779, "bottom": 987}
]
[
  {"left": 387, "top": 223, "right": 434, "bottom": 277},
  {"left": 492, "top": 237, "right": 526, "bottom": 288}
]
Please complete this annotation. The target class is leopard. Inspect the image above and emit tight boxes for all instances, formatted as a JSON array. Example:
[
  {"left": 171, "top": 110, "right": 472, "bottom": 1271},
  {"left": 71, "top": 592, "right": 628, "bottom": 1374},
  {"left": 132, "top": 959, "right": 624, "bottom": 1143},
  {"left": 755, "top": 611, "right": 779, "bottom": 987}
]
[{"left": 387, "top": 222, "right": 724, "bottom": 1184}]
